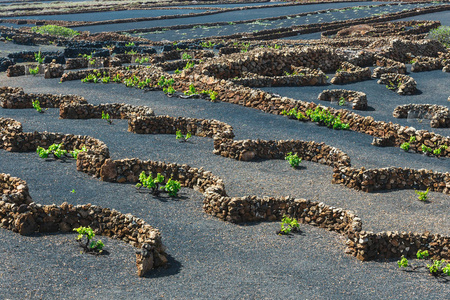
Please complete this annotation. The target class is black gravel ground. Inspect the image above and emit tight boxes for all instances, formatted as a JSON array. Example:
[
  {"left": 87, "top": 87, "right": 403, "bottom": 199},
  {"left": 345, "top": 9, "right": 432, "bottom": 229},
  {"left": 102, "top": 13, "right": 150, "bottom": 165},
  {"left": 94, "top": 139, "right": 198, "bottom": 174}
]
[{"left": 0, "top": 67, "right": 449, "bottom": 299}]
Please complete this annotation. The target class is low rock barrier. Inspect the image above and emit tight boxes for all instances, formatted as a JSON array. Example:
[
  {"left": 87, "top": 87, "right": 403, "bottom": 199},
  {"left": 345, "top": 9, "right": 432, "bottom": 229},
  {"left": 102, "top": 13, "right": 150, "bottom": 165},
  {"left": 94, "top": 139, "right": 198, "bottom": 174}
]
[
  {"left": 0, "top": 86, "right": 86, "bottom": 109},
  {"left": 393, "top": 104, "right": 450, "bottom": 128},
  {"left": 60, "top": 103, "right": 155, "bottom": 120},
  {"left": 330, "top": 61, "right": 371, "bottom": 84},
  {"left": 377, "top": 73, "right": 417, "bottom": 95},
  {"left": 318, "top": 89, "right": 367, "bottom": 110}
]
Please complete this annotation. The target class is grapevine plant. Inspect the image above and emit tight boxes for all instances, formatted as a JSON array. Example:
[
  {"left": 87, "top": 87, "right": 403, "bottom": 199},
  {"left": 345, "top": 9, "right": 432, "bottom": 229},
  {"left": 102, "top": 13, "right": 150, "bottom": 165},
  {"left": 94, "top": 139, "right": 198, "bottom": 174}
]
[
  {"left": 278, "top": 215, "right": 301, "bottom": 235},
  {"left": 397, "top": 250, "right": 450, "bottom": 278},
  {"left": 36, "top": 143, "right": 86, "bottom": 159},
  {"left": 136, "top": 171, "right": 181, "bottom": 197},
  {"left": 74, "top": 226, "right": 104, "bottom": 254}
]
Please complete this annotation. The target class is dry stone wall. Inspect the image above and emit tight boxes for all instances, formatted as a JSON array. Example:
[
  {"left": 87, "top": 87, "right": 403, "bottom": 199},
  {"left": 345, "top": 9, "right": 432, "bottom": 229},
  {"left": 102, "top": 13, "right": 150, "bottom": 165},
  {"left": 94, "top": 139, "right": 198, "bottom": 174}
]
[
  {"left": 393, "top": 104, "right": 450, "bottom": 128},
  {"left": 128, "top": 115, "right": 234, "bottom": 139},
  {"left": 377, "top": 73, "right": 417, "bottom": 95},
  {"left": 60, "top": 103, "right": 155, "bottom": 120},
  {"left": 0, "top": 86, "right": 87, "bottom": 109},
  {"left": 318, "top": 89, "right": 367, "bottom": 110},
  {"left": 411, "top": 56, "right": 446, "bottom": 72},
  {"left": 347, "top": 230, "right": 450, "bottom": 261},
  {"left": 330, "top": 62, "right": 371, "bottom": 84}
]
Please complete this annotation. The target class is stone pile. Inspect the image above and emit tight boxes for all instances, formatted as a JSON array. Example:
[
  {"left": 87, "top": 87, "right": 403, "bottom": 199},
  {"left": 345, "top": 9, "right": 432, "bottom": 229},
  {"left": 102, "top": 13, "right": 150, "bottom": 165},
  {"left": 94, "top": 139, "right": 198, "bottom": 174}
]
[
  {"left": 0, "top": 87, "right": 87, "bottom": 109},
  {"left": 0, "top": 174, "right": 166, "bottom": 277},
  {"left": 377, "top": 73, "right": 417, "bottom": 95},
  {"left": 60, "top": 103, "right": 155, "bottom": 120},
  {"left": 393, "top": 104, "right": 450, "bottom": 128},
  {"left": 318, "top": 89, "right": 367, "bottom": 110},
  {"left": 330, "top": 61, "right": 371, "bottom": 84}
]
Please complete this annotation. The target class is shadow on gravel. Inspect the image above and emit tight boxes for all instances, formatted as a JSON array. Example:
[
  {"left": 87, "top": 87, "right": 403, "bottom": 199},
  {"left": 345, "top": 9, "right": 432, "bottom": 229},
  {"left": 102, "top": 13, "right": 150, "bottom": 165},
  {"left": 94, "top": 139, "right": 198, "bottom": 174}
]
[{"left": 143, "top": 254, "right": 182, "bottom": 278}]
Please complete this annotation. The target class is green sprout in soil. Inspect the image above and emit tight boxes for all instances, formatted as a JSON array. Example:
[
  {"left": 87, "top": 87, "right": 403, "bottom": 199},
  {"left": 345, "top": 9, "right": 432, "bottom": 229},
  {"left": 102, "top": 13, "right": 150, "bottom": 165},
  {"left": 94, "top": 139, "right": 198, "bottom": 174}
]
[
  {"left": 281, "top": 108, "right": 307, "bottom": 121},
  {"left": 34, "top": 51, "right": 44, "bottom": 64},
  {"left": 285, "top": 152, "right": 301, "bottom": 168},
  {"left": 184, "top": 84, "right": 198, "bottom": 96},
  {"left": 278, "top": 215, "right": 300, "bottom": 235},
  {"left": 338, "top": 96, "right": 346, "bottom": 106},
  {"left": 71, "top": 189, "right": 76, "bottom": 194},
  {"left": 101, "top": 111, "right": 112, "bottom": 124},
  {"left": 184, "top": 61, "right": 195, "bottom": 69},
  {"left": 400, "top": 142, "right": 410, "bottom": 152},
  {"left": 29, "top": 65, "right": 40, "bottom": 76},
  {"left": 176, "top": 130, "right": 191, "bottom": 142},
  {"left": 182, "top": 52, "right": 193, "bottom": 60},
  {"left": 397, "top": 256, "right": 409, "bottom": 268},
  {"left": 416, "top": 250, "right": 429, "bottom": 259},
  {"left": 200, "top": 89, "right": 218, "bottom": 102},
  {"left": 415, "top": 188, "right": 429, "bottom": 202},
  {"left": 74, "top": 226, "right": 104, "bottom": 254},
  {"left": 32, "top": 99, "right": 45, "bottom": 113}
]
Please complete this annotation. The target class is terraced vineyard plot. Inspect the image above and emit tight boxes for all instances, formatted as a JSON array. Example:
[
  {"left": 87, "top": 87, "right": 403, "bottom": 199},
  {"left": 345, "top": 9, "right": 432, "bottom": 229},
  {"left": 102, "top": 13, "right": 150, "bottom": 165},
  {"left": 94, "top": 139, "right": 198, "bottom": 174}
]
[{"left": 1, "top": 0, "right": 450, "bottom": 298}]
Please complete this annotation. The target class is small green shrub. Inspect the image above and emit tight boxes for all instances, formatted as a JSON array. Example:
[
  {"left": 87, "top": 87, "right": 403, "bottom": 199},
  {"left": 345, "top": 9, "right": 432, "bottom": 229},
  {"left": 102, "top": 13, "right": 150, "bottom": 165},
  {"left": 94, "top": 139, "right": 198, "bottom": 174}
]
[
  {"left": 36, "top": 143, "right": 68, "bottom": 159},
  {"left": 415, "top": 188, "right": 429, "bottom": 202},
  {"left": 176, "top": 130, "right": 191, "bottom": 142},
  {"left": 164, "top": 178, "right": 181, "bottom": 197},
  {"left": 135, "top": 57, "right": 149, "bottom": 65},
  {"left": 136, "top": 171, "right": 181, "bottom": 197},
  {"left": 184, "top": 84, "right": 198, "bottom": 96},
  {"left": 428, "top": 26, "right": 450, "bottom": 48},
  {"left": 338, "top": 96, "right": 346, "bottom": 106},
  {"left": 421, "top": 144, "right": 432, "bottom": 154},
  {"left": 285, "top": 152, "right": 301, "bottom": 168},
  {"left": 281, "top": 108, "right": 307, "bottom": 121},
  {"left": 34, "top": 51, "right": 44, "bottom": 64},
  {"left": 416, "top": 250, "right": 429, "bottom": 259},
  {"left": 125, "top": 42, "right": 135, "bottom": 47},
  {"left": 400, "top": 142, "right": 410, "bottom": 151},
  {"left": 200, "top": 89, "right": 218, "bottom": 102},
  {"left": 32, "top": 99, "right": 44, "bottom": 112},
  {"left": 29, "top": 65, "right": 40, "bottom": 76},
  {"left": 278, "top": 215, "right": 300, "bottom": 235},
  {"left": 31, "top": 25, "right": 79, "bottom": 38},
  {"left": 74, "top": 226, "right": 104, "bottom": 254},
  {"left": 163, "top": 86, "right": 176, "bottom": 95},
  {"left": 184, "top": 61, "right": 195, "bottom": 69},
  {"left": 409, "top": 136, "right": 416, "bottom": 142},
  {"left": 427, "top": 259, "right": 449, "bottom": 276},
  {"left": 182, "top": 52, "right": 193, "bottom": 60},
  {"left": 305, "top": 107, "right": 349, "bottom": 130},
  {"left": 70, "top": 146, "right": 87, "bottom": 159},
  {"left": 102, "top": 111, "right": 112, "bottom": 124},
  {"left": 397, "top": 256, "right": 408, "bottom": 268}
]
